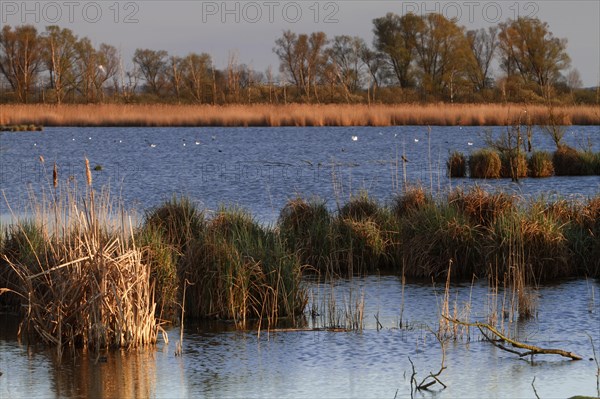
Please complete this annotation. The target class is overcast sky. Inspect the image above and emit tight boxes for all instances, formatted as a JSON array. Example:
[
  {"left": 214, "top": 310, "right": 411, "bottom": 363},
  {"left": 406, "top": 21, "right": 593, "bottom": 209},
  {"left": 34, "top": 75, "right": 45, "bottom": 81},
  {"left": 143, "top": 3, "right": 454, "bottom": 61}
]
[{"left": 1, "top": 0, "right": 598, "bottom": 86}]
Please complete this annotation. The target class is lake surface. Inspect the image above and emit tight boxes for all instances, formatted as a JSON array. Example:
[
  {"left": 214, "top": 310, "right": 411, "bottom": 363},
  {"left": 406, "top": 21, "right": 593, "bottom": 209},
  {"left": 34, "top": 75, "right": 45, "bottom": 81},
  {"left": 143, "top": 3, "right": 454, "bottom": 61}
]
[
  {"left": 1, "top": 277, "right": 599, "bottom": 398},
  {"left": 1, "top": 125, "right": 599, "bottom": 223},
  {"left": 1, "top": 126, "right": 599, "bottom": 398}
]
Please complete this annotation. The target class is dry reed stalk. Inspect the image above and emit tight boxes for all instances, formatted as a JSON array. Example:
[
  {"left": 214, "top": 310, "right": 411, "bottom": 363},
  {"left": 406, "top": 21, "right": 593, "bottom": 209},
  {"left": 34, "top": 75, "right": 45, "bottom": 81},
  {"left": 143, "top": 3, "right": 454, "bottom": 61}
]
[
  {"left": 2, "top": 169, "right": 161, "bottom": 351},
  {"left": 1, "top": 104, "right": 598, "bottom": 127}
]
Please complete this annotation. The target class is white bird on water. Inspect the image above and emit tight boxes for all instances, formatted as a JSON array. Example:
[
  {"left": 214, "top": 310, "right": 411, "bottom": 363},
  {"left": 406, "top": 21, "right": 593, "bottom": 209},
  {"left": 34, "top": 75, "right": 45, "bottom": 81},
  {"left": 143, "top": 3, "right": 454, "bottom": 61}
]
[
  {"left": 351, "top": 136, "right": 358, "bottom": 141},
  {"left": 414, "top": 138, "right": 419, "bottom": 143},
  {"left": 467, "top": 142, "right": 473, "bottom": 146}
]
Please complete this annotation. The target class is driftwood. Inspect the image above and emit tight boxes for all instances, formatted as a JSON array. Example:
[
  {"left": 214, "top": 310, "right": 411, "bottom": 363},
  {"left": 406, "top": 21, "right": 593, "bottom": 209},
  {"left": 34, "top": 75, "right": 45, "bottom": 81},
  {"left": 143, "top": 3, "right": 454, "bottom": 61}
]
[{"left": 442, "top": 315, "right": 582, "bottom": 361}]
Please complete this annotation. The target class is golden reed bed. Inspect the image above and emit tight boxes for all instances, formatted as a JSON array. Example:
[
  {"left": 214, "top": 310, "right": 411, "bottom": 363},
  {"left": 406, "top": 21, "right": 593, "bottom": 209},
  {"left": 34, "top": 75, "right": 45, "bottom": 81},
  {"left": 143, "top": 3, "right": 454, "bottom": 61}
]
[{"left": 1, "top": 103, "right": 598, "bottom": 127}]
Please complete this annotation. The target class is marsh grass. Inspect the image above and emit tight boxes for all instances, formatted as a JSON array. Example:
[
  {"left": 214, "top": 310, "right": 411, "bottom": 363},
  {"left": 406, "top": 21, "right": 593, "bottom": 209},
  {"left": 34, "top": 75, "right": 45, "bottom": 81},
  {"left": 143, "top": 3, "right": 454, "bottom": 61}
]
[
  {"left": 308, "top": 281, "right": 365, "bottom": 331},
  {"left": 553, "top": 146, "right": 598, "bottom": 176},
  {"left": 0, "top": 172, "right": 160, "bottom": 351},
  {"left": 138, "top": 197, "right": 205, "bottom": 320},
  {"left": 449, "top": 186, "right": 515, "bottom": 227},
  {"left": 447, "top": 151, "right": 467, "bottom": 178},
  {"left": 391, "top": 186, "right": 432, "bottom": 218},
  {"left": 278, "top": 197, "right": 333, "bottom": 273},
  {"left": 452, "top": 147, "right": 599, "bottom": 179},
  {"left": 2, "top": 104, "right": 598, "bottom": 127},
  {"left": 499, "top": 152, "right": 528, "bottom": 179},
  {"left": 399, "top": 202, "right": 481, "bottom": 279},
  {"left": 528, "top": 151, "right": 555, "bottom": 177},
  {"left": 333, "top": 193, "right": 398, "bottom": 275},
  {"left": 181, "top": 207, "right": 306, "bottom": 328},
  {"left": 468, "top": 150, "right": 502, "bottom": 178}
]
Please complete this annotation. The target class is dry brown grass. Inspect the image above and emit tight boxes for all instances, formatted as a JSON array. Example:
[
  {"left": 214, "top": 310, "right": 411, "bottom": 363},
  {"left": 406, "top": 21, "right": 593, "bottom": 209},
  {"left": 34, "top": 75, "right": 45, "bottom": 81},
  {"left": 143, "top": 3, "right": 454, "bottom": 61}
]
[
  {"left": 1, "top": 162, "right": 161, "bottom": 351},
  {"left": 1, "top": 103, "right": 598, "bottom": 127}
]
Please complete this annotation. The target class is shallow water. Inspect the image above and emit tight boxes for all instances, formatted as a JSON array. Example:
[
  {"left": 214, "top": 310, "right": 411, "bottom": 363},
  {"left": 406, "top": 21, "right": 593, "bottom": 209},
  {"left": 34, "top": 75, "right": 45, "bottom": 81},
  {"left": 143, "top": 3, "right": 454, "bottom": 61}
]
[
  {"left": 1, "top": 126, "right": 599, "bottom": 398},
  {"left": 1, "top": 277, "right": 599, "bottom": 398},
  {"left": 1, "top": 125, "right": 599, "bottom": 223}
]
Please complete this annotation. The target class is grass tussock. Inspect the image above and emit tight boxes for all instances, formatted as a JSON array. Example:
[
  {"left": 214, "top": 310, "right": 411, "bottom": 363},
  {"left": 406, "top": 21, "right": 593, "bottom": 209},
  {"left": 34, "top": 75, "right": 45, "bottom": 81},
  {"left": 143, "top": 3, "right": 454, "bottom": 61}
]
[
  {"left": 181, "top": 207, "right": 306, "bottom": 327},
  {"left": 553, "top": 146, "right": 598, "bottom": 176},
  {"left": 469, "top": 150, "right": 502, "bottom": 178},
  {"left": 392, "top": 186, "right": 432, "bottom": 218},
  {"left": 333, "top": 193, "right": 398, "bottom": 275},
  {"left": 0, "top": 178, "right": 159, "bottom": 350},
  {"left": 1, "top": 104, "right": 599, "bottom": 127},
  {"left": 499, "top": 152, "right": 528, "bottom": 179},
  {"left": 528, "top": 151, "right": 555, "bottom": 178},
  {"left": 447, "top": 151, "right": 467, "bottom": 178},
  {"left": 399, "top": 203, "right": 481, "bottom": 278},
  {"left": 278, "top": 197, "right": 332, "bottom": 272},
  {"left": 138, "top": 197, "right": 206, "bottom": 319},
  {"left": 451, "top": 147, "right": 599, "bottom": 179},
  {"left": 449, "top": 186, "right": 516, "bottom": 227}
]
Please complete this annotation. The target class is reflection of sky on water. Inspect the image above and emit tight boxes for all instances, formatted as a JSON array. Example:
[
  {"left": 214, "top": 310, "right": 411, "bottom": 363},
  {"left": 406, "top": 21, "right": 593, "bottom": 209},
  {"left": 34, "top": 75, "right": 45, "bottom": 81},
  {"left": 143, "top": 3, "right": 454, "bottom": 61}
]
[{"left": 1, "top": 278, "right": 599, "bottom": 398}]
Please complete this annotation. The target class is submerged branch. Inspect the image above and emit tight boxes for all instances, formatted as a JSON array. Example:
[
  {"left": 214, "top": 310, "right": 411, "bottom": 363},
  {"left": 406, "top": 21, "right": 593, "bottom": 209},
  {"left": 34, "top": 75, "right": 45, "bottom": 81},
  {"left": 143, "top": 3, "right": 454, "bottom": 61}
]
[{"left": 442, "top": 315, "right": 582, "bottom": 360}]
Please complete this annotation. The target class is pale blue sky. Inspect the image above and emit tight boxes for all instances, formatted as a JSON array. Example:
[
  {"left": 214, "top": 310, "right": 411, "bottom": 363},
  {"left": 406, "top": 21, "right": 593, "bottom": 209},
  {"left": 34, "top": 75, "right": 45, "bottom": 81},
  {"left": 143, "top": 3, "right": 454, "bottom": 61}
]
[{"left": 2, "top": 0, "right": 598, "bottom": 86}]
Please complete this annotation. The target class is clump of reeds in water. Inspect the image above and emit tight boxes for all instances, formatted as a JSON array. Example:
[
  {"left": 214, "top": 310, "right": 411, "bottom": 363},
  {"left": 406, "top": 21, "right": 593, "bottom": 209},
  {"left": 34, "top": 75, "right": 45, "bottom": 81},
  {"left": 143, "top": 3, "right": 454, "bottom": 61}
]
[
  {"left": 528, "top": 151, "right": 554, "bottom": 177},
  {"left": 398, "top": 201, "right": 481, "bottom": 279},
  {"left": 499, "top": 151, "right": 528, "bottom": 179},
  {"left": 0, "top": 160, "right": 160, "bottom": 351},
  {"left": 278, "top": 197, "right": 333, "bottom": 273},
  {"left": 138, "top": 197, "right": 205, "bottom": 319},
  {"left": 181, "top": 207, "right": 306, "bottom": 328},
  {"left": 391, "top": 186, "right": 432, "bottom": 218},
  {"left": 449, "top": 186, "right": 515, "bottom": 227},
  {"left": 333, "top": 192, "right": 397, "bottom": 275},
  {"left": 468, "top": 149, "right": 501, "bottom": 178},
  {"left": 447, "top": 151, "right": 467, "bottom": 178},
  {"left": 553, "top": 146, "right": 598, "bottom": 176}
]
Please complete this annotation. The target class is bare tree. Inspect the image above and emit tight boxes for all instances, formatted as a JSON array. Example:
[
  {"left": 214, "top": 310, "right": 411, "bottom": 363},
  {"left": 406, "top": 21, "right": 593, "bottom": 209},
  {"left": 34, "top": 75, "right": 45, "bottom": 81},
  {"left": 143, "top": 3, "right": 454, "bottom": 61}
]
[
  {"left": 95, "top": 43, "right": 119, "bottom": 100},
  {"left": 132, "top": 48, "right": 168, "bottom": 96},
  {"left": 273, "top": 30, "right": 328, "bottom": 101},
  {"left": 0, "top": 25, "right": 43, "bottom": 103},
  {"left": 42, "top": 26, "right": 78, "bottom": 104},
  {"left": 184, "top": 52, "right": 212, "bottom": 103},
  {"left": 466, "top": 27, "right": 498, "bottom": 91},
  {"left": 326, "top": 35, "right": 366, "bottom": 96},
  {"left": 167, "top": 55, "right": 184, "bottom": 101}
]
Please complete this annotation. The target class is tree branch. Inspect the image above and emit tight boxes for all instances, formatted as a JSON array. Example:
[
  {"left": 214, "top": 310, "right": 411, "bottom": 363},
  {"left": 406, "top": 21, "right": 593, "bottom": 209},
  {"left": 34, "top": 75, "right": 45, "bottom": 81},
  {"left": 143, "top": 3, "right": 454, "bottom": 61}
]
[{"left": 442, "top": 315, "right": 582, "bottom": 360}]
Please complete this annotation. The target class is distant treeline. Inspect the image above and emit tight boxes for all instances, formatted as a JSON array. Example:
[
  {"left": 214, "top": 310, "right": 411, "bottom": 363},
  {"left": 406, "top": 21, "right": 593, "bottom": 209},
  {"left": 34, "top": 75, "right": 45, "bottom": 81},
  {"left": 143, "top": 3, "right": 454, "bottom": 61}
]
[{"left": 0, "top": 13, "right": 598, "bottom": 105}]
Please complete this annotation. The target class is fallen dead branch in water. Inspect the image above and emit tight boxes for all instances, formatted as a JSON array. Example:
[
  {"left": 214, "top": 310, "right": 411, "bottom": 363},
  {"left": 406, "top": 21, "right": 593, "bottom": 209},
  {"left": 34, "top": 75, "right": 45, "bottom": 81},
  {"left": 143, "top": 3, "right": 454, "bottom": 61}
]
[
  {"left": 443, "top": 315, "right": 582, "bottom": 360},
  {"left": 406, "top": 328, "right": 448, "bottom": 397}
]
